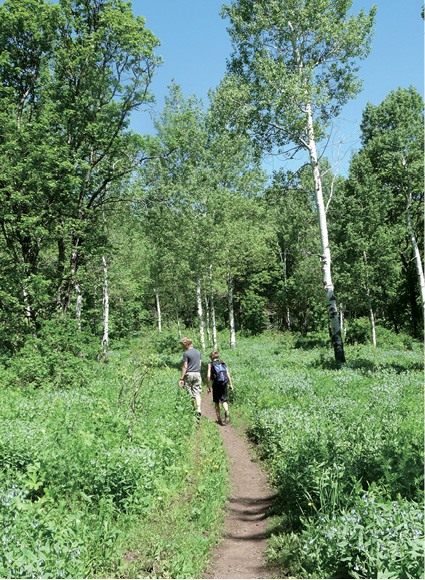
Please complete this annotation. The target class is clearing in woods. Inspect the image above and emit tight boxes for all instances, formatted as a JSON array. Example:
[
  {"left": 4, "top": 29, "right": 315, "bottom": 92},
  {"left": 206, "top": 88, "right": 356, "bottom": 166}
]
[{"left": 202, "top": 398, "right": 277, "bottom": 580}]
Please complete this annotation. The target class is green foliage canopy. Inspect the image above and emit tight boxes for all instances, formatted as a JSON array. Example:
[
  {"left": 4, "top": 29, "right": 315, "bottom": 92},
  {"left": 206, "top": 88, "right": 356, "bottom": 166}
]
[
  {"left": 0, "top": 0, "right": 160, "bottom": 345},
  {"left": 219, "top": 0, "right": 376, "bottom": 154}
]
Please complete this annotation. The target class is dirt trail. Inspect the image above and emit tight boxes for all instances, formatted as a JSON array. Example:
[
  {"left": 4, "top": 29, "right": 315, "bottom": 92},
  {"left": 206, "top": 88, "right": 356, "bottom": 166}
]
[{"left": 202, "top": 397, "right": 276, "bottom": 580}]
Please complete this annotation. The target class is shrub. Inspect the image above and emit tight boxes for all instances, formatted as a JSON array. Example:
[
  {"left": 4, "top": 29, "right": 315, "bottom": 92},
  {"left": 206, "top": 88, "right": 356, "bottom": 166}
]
[
  {"left": 154, "top": 330, "right": 183, "bottom": 354},
  {"left": 0, "top": 344, "right": 226, "bottom": 579},
  {"left": 0, "top": 482, "right": 91, "bottom": 579},
  {"left": 346, "top": 317, "right": 371, "bottom": 345},
  {"left": 294, "top": 329, "right": 331, "bottom": 349},
  {"left": 3, "top": 318, "right": 96, "bottom": 389},
  {"left": 375, "top": 327, "right": 416, "bottom": 350},
  {"left": 241, "top": 292, "right": 269, "bottom": 335}
]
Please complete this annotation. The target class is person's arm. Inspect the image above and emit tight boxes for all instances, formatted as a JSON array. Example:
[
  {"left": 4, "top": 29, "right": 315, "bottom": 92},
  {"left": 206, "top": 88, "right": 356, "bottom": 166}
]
[
  {"left": 179, "top": 361, "right": 188, "bottom": 387},
  {"left": 206, "top": 363, "right": 211, "bottom": 393},
  {"left": 226, "top": 368, "right": 233, "bottom": 390}
]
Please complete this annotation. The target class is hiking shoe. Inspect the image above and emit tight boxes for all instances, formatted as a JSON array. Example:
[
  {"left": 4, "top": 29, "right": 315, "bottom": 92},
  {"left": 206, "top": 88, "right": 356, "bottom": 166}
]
[
  {"left": 196, "top": 411, "right": 202, "bottom": 420},
  {"left": 216, "top": 418, "right": 223, "bottom": 425},
  {"left": 224, "top": 411, "right": 230, "bottom": 425}
]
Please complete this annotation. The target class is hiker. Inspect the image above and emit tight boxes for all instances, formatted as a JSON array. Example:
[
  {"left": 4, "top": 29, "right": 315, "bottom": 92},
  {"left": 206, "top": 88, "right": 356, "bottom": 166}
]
[
  {"left": 207, "top": 350, "right": 233, "bottom": 425},
  {"left": 179, "top": 337, "right": 202, "bottom": 417}
]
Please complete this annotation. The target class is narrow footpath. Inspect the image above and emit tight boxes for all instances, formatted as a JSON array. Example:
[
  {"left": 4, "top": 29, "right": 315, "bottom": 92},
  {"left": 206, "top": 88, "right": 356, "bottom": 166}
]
[{"left": 202, "top": 397, "right": 276, "bottom": 580}]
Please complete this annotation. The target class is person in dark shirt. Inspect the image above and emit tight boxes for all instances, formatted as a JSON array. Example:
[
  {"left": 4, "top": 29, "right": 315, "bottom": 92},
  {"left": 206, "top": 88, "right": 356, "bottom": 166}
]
[
  {"left": 179, "top": 337, "right": 202, "bottom": 417},
  {"left": 207, "top": 350, "right": 233, "bottom": 425}
]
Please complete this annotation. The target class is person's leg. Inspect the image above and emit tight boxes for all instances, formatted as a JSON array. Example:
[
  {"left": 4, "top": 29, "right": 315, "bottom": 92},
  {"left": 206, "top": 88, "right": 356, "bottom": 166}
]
[
  {"left": 214, "top": 402, "right": 222, "bottom": 422},
  {"left": 195, "top": 394, "right": 201, "bottom": 414},
  {"left": 186, "top": 373, "right": 202, "bottom": 415},
  {"left": 222, "top": 399, "right": 230, "bottom": 424}
]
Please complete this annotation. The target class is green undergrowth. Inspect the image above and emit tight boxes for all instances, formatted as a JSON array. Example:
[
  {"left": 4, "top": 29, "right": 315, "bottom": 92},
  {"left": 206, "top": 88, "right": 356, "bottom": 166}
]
[
  {"left": 0, "top": 338, "right": 228, "bottom": 579},
  {"left": 118, "top": 416, "right": 228, "bottom": 579},
  {"left": 1, "top": 329, "right": 423, "bottom": 579},
  {"left": 215, "top": 332, "right": 424, "bottom": 580}
]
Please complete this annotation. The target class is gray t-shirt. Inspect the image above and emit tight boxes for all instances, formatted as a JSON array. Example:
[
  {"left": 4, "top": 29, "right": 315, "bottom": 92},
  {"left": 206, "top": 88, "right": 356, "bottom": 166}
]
[{"left": 183, "top": 348, "right": 202, "bottom": 372}]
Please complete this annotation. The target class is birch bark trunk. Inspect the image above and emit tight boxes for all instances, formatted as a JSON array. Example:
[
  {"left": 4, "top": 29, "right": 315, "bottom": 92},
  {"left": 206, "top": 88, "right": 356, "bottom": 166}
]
[
  {"left": 369, "top": 303, "right": 376, "bottom": 347},
  {"left": 339, "top": 304, "right": 346, "bottom": 338},
  {"left": 196, "top": 278, "right": 205, "bottom": 349},
  {"left": 306, "top": 105, "right": 346, "bottom": 362},
  {"left": 406, "top": 192, "right": 425, "bottom": 317},
  {"left": 209, "top": 265, "right": 218, "bottom": 350},
  {"left": 155, "top": 288, "right": 162, "bottom": 333},
  {"left": 402, "top": 158, "right": 425, "bottom": 317},
  {"left": 279, "top": 246, "right": 292, "bottom": 329},
  {"left": 23, "top": 285, "right": 32, "bottom": 325},
  {"left": 75, "top": 282, "right": 82, "bottom": 331},
  {"left": 227, "top": 270, "right": 236, "bottom": 349},
  {"left": 101, "top": 256, "right": 109, "bottom": 359},
  {"left": 289, "top": 24, "right": 345, "bottom": 362},
  {"left": 204, "top": 290, "right": 211, "bottom": 343},
  {"left": 363, "top": 251, "right": 376, "bottom": 347}
]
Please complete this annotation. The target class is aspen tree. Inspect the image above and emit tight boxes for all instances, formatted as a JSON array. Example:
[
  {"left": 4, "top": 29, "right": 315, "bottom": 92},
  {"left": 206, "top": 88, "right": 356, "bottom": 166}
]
[{"left": 219, "top": 0, "right": 376, "bottom": 361}]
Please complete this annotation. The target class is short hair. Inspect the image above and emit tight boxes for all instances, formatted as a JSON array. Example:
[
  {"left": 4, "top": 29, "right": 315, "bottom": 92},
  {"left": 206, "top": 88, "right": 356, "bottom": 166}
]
[
  {"left": 180, "top": 337, "right": 193, "bottom": 349},
  {"left": 210, "top": 350, "right": 219, "bottom": 360}
]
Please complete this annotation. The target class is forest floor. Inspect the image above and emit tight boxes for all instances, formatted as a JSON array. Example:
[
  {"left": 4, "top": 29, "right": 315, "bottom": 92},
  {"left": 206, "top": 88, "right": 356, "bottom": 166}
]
[{"left": 201, "top": 395, "right": 278, "bottom": 580}]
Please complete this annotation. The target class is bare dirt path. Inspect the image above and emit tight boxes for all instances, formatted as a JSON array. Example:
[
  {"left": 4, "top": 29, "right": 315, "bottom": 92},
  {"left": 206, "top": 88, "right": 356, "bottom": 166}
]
[{"left": 202, "top": 397, "right": 276, "bottom": 579}]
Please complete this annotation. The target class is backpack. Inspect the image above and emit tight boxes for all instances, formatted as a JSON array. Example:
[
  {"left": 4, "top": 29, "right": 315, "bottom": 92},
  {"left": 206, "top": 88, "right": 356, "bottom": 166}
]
[{"left": 211, "top": 360, "right": 228, "bottom": 383}]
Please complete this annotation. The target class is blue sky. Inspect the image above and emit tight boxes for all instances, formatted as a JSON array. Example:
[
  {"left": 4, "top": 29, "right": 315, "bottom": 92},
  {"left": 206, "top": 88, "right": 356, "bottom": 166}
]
[
  {"left": 2, "top": 0, "right": 421, "bottom": 175},
  {"left": 129, "top": 0, "right": 424, "bottom": 176}
]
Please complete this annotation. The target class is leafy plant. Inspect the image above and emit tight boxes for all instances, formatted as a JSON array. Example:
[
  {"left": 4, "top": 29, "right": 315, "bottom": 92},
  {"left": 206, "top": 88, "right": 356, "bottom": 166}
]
[{"left": 300, "top": 492, "right": 424, "bottom": 579}]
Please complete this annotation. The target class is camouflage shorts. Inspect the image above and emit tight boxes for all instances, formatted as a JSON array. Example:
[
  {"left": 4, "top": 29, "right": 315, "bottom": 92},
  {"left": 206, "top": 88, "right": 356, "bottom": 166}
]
[{"left": 184, "top": 372, "right": 202, "bottom": 398}]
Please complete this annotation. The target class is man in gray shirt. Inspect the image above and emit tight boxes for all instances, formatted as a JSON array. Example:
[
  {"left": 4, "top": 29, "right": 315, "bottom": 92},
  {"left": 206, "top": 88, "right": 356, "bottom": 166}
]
[{"left": 179, "top": 337, "right": 202, "bottom": 417}]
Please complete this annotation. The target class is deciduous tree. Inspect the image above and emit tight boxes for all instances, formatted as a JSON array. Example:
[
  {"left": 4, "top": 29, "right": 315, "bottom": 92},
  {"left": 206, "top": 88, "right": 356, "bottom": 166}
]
[
  {"left": 0, "top": 0, "right": 160, "bottom": 345},
  {"left": 337, "top": 87, "right": 424, "bottom": 337},
  {"left": 218, "top": 0, "right": 377, "bottom": 361}
]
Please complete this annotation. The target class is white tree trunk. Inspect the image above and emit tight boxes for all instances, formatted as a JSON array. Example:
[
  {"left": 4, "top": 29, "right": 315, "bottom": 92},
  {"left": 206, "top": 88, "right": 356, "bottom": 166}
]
[
  {"left": 227, "top": 270, "right": 236, "bottom": 349},
  {"left": 406, "top": 192, "right": 425, "bottom": 316},
  {"left": 155, "top": 288, "right": 162, "bottom": 333},
  {"left": 209, "top": 265, "right": 218, "bottom": 350},
  {"left": 204, "top": 290, "right": 211, "bottom": 343},
  {"left": 369, "top": 305, "right": 377, "bottom": 347},
  {"left": 101, "top": 256, "right": 109, "bottom": 358},
  {"left": 23, "top": 285, "right": 32, "bottom": 324},
  {"left": 363, "top": 252, "right": 376, "bottom": 347},
  {"left": 196, "top": 278, "right": 205, "bottom": 349},
  {"left": 339, "top": 304, "right": 346, "bottom": 337},
  {"left": 279, "top": 246, "right": 292, "bottom": 329},
  {"left": 75, "top": 282, "right": 82, "bottom": 331},
  {"left": 306, "top": 105, "right": 345, "bottom": 362}
]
